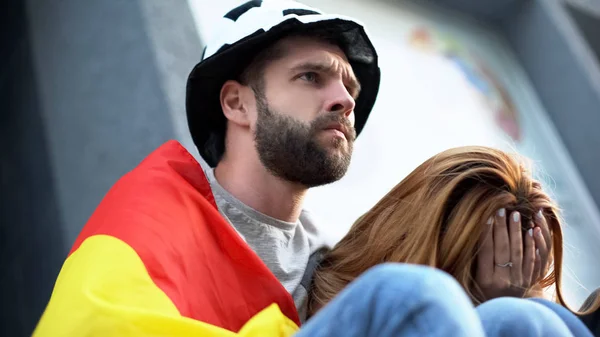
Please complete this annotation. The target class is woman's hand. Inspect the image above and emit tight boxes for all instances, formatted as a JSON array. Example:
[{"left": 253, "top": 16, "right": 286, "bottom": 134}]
[
  {"left": 475, "top": 208, "right": 551, "bottom": 301},
  {"left": 532, "top": 209, "right": 552, "bottom": 288}
]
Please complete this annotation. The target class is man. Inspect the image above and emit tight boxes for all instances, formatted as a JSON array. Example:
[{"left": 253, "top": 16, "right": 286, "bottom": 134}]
[
  {"left": 33, "top": 0, "right": 381, "bottom": 335},
  {"left": 186, "top": 0, "right": 380, "bottom": 322}
]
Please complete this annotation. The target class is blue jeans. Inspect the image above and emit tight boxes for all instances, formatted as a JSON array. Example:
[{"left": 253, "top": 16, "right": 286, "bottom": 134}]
[{"left": 296, "top": 263, "right": 592, "bottom": 337}]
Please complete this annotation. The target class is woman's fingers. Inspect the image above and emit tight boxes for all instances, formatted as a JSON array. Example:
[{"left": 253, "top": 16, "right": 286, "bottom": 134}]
[
  {"left": 532, "top": 225, "right": 548, "bottom": 283},
  {"left": 522, "top": 221, "right": 536, "bottom": 287},
  {"left": 536, "top": 209, "right": 552, "bottom": 249},
  {"left": 476, "top": 216, "right": 495, "bottom": 289},
  {"left": 509, "top": 211, "right": 523, "bottom": 286},
  {"left": 535, "top": 209, "right": 552, "bottom": 277},
  {"left": 493, "top": 208, "right": 511, "bottom": 283}
]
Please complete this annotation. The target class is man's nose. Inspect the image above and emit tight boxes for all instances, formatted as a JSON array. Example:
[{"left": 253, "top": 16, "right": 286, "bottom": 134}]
[{"left": 323, "top": 81, "right": 356, "bottom": 122}]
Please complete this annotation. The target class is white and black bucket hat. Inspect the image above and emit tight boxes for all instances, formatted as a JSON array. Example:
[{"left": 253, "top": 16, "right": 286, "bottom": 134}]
[{"left": 186, "top": 0, "right": 381, "bottom": 167}]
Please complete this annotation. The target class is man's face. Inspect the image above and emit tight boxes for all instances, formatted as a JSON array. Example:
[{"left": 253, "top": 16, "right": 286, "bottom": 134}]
[{"left": 251, "top": 36, "right": 360, "bottom": 187}]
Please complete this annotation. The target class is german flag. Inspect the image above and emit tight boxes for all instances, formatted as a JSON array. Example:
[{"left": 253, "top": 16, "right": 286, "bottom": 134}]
[{"left": 33, "top": 140, "right": 300, "bottom": 336}]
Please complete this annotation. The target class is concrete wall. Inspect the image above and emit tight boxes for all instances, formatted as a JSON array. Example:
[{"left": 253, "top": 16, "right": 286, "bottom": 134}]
[
  {"left": 26, "top": 0, "right": 177, "bottom": 245},
  {"left": 1, "top": 0, "right": 201, "bottom": 335},
  {"left": 429, "top": 0, "right": 600, "bottom": 224},
  {"left": 499, "top": 0, "right": 600, "bottom": 212},
  {"left": 1, "top": 1, "right": 65, "bottom": 335},
  {"left": 427, "top": 0, "right": 525, "bottom": 23}
]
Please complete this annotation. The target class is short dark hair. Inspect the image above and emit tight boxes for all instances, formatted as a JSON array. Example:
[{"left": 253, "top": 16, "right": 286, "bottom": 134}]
[{"left": 238, "top": 43, "right": 287, "bottom": 97}]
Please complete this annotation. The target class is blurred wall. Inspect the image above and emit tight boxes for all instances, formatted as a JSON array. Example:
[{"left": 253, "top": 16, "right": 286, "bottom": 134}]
[
  {"left": 1, "top": 1, "right": 65, "bottom": 335},
  {"left": 1, "top": 0, "right": 201, "bottom": 335},
  {"left": 428, "top": 0, "right": 600, "bottom": 222},
  {"left": 499, "top": 0, "right": 600, "bottom": 212}
]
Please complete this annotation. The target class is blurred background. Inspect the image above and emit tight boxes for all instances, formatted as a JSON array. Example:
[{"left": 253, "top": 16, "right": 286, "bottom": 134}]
[{"left": 2, "top": 0, "right": 599, "bottom": 335}]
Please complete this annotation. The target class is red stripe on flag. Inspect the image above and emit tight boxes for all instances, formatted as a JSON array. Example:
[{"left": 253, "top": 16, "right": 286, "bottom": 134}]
[{"left": 68, "top": 140, "right": 300, "bottom": 331}]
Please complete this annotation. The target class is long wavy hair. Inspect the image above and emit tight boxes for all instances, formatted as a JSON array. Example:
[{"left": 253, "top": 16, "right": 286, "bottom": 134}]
[{"left": 308, "top": 146, "right": 600, "bottom": 316}]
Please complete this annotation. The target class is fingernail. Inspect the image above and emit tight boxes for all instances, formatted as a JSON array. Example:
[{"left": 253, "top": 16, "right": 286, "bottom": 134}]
[
  {"left": 512, "top": 212, "right": 520, "bottom": 223},
  {"left": 487, "top": 216, "right": 493, "bottom": 225},
  {"left": 536, "top": 227, "right": 543, "bottom": 237},
  {"left": 498, "top": 208, "right": 506, "bottom": 217},
  {"left": 537, "top": 209, "right": 543, "bottom": 219},
  {"left": 528, "top": 228, "right": 533, "bottom": 237},
  {"left": 536, "top": 248, "right": 540, "bottom": 256}
]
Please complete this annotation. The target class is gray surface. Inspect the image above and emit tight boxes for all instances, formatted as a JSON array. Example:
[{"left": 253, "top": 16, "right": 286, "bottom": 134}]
[
  {"left": 427, "top": 0, "right": 526, "bottom": 23},
  {"left": 1, "top": 1, "right": 65, "bottom": 336},
  {"left": 500, "top": 0, "right": 600, "bottom": 210},
  {"left": 138, "top": 0, "right": 203, "bottom": 157},
  {"left": 565, "top": 1, "right": 600, "bottom": 65},
  {"left": 0, "top": 0, "right": 201, "bottom": 335},
  {"left": 429, "top": 0, "right": 600, "bottom": 213},
  {"left": 25, "top": 0, "right": 179, "bottom": 245}
]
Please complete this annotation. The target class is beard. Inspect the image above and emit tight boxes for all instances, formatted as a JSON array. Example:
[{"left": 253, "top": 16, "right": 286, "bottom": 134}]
[{"left": 254, "top": 95, "right": 356, "bottom": 188}]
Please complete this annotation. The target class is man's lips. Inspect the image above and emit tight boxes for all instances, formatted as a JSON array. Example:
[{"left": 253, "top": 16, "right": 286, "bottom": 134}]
[{"left": 323, "top": 123, "right": 350, "bottom": 140}]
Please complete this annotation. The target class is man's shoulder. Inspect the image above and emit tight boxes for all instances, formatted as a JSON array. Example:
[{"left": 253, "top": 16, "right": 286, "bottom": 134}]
[{"left": 299, "top": 209, "right": 332, "bottom": 253}]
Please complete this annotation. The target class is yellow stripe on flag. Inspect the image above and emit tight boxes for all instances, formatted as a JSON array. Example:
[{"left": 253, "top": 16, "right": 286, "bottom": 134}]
[{"left": 33, "top": 234, "right": 298, "bottom": 337}]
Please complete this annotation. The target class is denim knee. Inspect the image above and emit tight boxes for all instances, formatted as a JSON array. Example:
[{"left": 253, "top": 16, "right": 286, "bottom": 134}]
[
  {"left": 300, "top": 263, "right": 486, "bottom": 337},
  {"left": 352, "top": 263, "right": 474, "bottom": 312},
  {"left": 346, "top": 263, "right": 483, "bottom": 336},
  {"left": 477, "top": 297, "right": 573, "bottom": 336},
  {"left": 357, "top": 263, "right": 464, "bottom": 296}
]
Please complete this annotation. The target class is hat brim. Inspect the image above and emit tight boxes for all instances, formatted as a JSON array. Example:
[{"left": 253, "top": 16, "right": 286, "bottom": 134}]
[{"left": 186, "top": 18, "right": 380, "bottom": 167}]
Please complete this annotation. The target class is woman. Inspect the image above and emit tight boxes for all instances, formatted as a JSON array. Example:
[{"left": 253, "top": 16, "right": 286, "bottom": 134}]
[{"left": 305, "top": 146, "right": 599, "bottom": 336}]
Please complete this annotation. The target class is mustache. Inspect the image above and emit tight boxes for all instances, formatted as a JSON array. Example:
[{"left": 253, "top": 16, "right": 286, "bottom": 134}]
[{"left": 311, "top": 113, "right": 356, "bottom": 141}]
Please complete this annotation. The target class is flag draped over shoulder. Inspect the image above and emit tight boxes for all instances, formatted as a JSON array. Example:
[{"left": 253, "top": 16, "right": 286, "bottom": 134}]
[{"left": 33, "top": 140, "right": 301, "bottom": 337}]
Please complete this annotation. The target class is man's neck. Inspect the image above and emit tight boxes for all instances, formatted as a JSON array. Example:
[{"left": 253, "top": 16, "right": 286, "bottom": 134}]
[{"left": 213, "top": 159, "right": 307, "bottom": 223}]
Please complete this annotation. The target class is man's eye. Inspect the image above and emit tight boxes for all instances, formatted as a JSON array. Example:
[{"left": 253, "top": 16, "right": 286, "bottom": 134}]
[{"left": 299, "top": 72, "right": 318, "bottom": 82}]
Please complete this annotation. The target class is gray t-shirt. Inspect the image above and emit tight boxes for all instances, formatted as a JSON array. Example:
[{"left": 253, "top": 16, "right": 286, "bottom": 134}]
[{"left": 205, "top": 168, "right": 325, "bottom": 322}]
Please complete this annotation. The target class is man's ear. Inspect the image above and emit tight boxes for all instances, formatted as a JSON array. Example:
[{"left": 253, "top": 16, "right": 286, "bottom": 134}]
[{"left": 220, "top": 80, "right": 251, "bottom": 127}]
